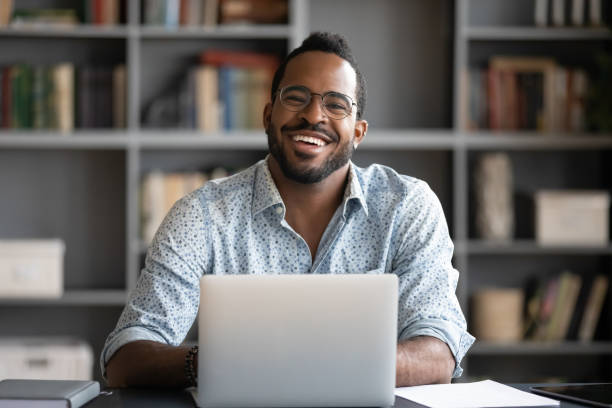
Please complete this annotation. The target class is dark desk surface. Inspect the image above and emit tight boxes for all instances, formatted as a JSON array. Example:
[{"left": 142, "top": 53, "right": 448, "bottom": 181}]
[{"left": 84, "top": 384, "right": 592, "bottom": 408}]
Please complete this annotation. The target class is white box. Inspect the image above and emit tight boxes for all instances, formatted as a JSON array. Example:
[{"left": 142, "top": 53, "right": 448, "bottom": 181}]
[
  {"left": 535, "top": 190, "right": 610, "bottom": 245},
  {"left": 0, "top": 239, "right": 65, "bottom": 298},
  {"left": 0, "top": 337, "right": 93, "bottom": 380}
]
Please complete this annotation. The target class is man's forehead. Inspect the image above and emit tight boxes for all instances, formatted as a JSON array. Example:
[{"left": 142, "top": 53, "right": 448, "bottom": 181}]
[{"left": 280, "top": 51, "right": 357, "bottom": 96}]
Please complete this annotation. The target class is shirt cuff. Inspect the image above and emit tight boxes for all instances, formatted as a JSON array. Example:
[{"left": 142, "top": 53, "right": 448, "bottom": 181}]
[
  {"left": 398, "top": 318, "right": 475, "bottom": 378},
  {"left": 99, "top": 326, "right": 168, "bottom": 379}
]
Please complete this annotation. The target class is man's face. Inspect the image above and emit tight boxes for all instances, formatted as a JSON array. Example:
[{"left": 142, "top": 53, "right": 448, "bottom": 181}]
[{"left": 264, "top": 51, "right": 367, "bottom": 184}]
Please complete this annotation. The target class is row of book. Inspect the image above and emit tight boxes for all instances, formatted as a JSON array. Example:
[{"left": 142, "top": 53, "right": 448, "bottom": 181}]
[
  {"left": 144, "top": 0, "right": 288, "bottom": 27},
  {"left": 141, "top": 168, "right": 235, "bottom": 243},
  {"left": 0, "top": 64, "right": 126, "bottom": 131},
  {"left": 524, "top": 271, "right": 608, "bottom": 342},
  {"left": 0, "top": 1, "right": 123, "bottom": 27},
  {"left": 464, "top": 57, "right": 588, "bottom": 132},
  {"left": 534, "top": 0, "right": 605, "bottom": 27},
  {"left": 143, "top": 50, "right": 278, "bottom": 131}
]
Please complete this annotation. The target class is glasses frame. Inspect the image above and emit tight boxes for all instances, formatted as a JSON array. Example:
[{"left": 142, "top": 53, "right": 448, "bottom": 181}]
[{"left": 276, "top": 85, "right": 357, "bottom": 120}]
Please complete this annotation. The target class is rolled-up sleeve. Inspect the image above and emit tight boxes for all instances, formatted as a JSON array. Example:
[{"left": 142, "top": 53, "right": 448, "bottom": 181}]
[
  {"left": 100, "top": 192, "right": 209, "bottom": 377},
  {"left": 393, "top": 181, "right": 474, "bottom": 377}
]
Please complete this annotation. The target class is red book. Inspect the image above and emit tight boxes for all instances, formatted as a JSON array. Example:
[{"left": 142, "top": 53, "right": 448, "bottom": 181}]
[
  {"left": 93, "top": 0, "right": 103, "bottom": 25},
  {"left": 200, "top": 50, "right": 279, "bottom": 70}
]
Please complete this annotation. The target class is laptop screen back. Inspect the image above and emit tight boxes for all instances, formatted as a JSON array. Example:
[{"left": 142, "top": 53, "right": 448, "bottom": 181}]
[{"left": 197, "top": 274, "right": 398, "bottom": 408}]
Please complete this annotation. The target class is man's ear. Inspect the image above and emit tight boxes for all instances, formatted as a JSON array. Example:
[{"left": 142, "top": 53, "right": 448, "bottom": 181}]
[
  {"left": 353, "top": 119, "right": 368, "bottom": 149},
  {"left": 263, "top": 102, "right": 273, "bottom": 129}
]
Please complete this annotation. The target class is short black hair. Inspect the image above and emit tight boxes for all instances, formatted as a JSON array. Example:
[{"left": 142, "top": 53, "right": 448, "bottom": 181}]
[{"left": 270, "top": 31, "right": 367, "bottom": 120}]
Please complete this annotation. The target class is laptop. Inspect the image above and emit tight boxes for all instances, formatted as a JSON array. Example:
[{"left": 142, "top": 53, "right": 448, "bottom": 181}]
[{"left": 196, "top": 274, "right": 398, "bottom": 408}]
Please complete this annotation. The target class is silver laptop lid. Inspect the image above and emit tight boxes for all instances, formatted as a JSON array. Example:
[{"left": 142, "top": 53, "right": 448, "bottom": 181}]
[{"left": 198, "top": 274, "right": 398, "bottom": 408}]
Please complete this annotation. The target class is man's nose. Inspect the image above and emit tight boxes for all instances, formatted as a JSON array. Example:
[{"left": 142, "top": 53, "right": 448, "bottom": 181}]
[{"left": 298, "top": 95, "right": 327, "bottom": 123}]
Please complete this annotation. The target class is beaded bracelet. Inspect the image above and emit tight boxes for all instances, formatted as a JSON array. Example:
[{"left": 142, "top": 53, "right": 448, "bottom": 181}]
[{"left": 185, "top": 345, "right": 199, "bottom": 387}]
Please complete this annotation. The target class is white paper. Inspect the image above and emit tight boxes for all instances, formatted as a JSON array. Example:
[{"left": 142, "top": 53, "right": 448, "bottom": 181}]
[{"left": 395, "top": 380, "right": 559, "bottom": 408}]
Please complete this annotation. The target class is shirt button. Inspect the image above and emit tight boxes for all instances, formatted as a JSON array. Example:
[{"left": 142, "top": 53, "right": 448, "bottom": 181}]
[{"left": 275, "top": 207, "right": 283, "bottom": 214}]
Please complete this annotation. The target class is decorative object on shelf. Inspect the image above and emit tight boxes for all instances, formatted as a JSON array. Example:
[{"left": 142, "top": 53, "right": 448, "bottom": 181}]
[
  {"left": 535, "top": 190, "right": 610, "bottom": 246},
  {"left": 473, "top": 153, "right": 514, "bottom": 241},
  {"left": 471, "top": 288, "right": 524, "bottom": 342},
  {"left": 0, "top": 337, "right": 93, "bottom": 380},
  {"left": 0, "top": 239, "right": 65, "bottom": 299}
]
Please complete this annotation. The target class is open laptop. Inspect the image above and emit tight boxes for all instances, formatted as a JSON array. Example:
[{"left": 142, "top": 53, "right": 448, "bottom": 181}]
[{"left": 196, "top": 274, "right": 398, "bottom": 408}]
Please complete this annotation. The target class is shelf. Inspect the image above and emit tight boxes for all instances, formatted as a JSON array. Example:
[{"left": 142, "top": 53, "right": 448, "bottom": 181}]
[
  {"left": 0, "top": 25, "right": 129, "bottom": 38},
  {"left": 0, "top": 290, "right": 127, "bottom": 306},
  {"left": 463, "top": 26, "right": 612, "bottom": 41},
  {"left": 462, "top": 240, "right": 612, "bottom": 255},
  {"left": 462, "top": 132, "right": 612, "bottom": 150},
  {"left": 471, "top": 341, "right": 612, "bottom": 355},
  {"left": 138, "top": 130, "right": 268, "bottom": 149},
  {"left": 0, "top": 131, "right": 132, "bottom": 149},
  {"left": 139, "top": 24, "right": 292, "bottom": 39},
  {"left": 361, "top": 130, "right": 457, "bottom": 149}
]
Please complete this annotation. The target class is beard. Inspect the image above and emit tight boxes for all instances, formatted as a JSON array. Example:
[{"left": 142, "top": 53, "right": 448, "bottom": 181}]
[{"left": 266, "top": 122, "right": 354, "bottom": 184}]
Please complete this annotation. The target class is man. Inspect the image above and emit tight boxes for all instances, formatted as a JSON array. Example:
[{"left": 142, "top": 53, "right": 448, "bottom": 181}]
[{"left": 102, "top": 32, "right": 474, "bottom": 388}]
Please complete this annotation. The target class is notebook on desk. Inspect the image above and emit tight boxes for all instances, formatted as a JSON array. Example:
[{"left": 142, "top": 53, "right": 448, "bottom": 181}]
[{"left": 195, "top": 273, "right": 398, "bottom": 408}]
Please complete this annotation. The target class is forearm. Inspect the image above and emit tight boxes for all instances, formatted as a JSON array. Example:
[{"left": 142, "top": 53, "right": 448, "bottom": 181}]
[
  {"left": 395, "top": 336, "right": 455, "bottom": 386},
  {"left": 105, "top": 340, "right": 193, "bottom": 388}
]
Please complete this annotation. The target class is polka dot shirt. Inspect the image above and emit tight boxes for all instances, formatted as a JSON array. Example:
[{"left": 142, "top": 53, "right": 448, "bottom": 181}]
[{"left": 101, "top": 157, "right": 474, "bottom": 378}]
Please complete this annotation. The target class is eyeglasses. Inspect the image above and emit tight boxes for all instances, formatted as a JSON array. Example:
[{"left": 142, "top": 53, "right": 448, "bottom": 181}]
[{"left": 277, "top": 85, "right": 357, "bottom": 120}]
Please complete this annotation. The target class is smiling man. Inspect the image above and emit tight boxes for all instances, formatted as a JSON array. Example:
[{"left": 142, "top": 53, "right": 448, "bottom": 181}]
[{"left": 102, "top": 32, "right": 474, "bottom": 388}]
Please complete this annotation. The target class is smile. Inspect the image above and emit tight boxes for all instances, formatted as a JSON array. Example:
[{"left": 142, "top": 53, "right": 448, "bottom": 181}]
[{"left": 292, "top": 134, "right": 328, "bottom": 147}]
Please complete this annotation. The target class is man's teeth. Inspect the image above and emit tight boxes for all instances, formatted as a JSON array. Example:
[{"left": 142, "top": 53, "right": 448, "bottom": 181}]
[{"left": 293, "top": 135, "right": 326, "bottom": 147}]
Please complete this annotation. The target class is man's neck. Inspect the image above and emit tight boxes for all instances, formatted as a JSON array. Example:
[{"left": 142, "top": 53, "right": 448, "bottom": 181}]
[{"left": 267, "top": 156, "right": 349, "bottom": 216}]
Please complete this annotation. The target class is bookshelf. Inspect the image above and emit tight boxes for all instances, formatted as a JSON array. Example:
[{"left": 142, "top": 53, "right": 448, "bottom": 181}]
[
  {"left": 453, "top": 0, "right": 612, "bottom": 382},
  {"left": 0, "top": 0, "right": 611, "bottom": 383}
]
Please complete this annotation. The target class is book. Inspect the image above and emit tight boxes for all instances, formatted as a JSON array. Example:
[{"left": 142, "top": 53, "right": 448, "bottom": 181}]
[
  {"left": 534, "top": 0, "right": 549, "bottom": 26},
  {"left": 113, "top": 65, "right": 126, "bottom": 129},
  {"left": 489, "top": 57, "right": 557, "bottom": 132},
  {"left": 0, "top": 0, "right": 13, "bottom": 26},
  {"left": 571, "top": 0, "right": 586, "bottom": 25},
  {"left": 589, "top": 0, "right": 601, "bottom": 26},
  {"left": 552, "top": 0, "right": 565, "bottom": 26},
  {"left": 53, "top": 63, "right": 74, "bottom": 133},
  {"left": 0, "top": 379, "right": 99, "bottom": 408},
  {"left": 543, "top": 271, "right": 582, "bottom": 341},
  {"left": 578, "top": 274, "right": 609, "bottom": 341},
  {"left": 219, "top": 0, "right": 288, "bottom": 24}
]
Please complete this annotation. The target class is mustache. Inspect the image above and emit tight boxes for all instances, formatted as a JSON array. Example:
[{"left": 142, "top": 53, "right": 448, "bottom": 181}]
[{"left": 281, "top": 120, "right": 337, "bottom": 142}]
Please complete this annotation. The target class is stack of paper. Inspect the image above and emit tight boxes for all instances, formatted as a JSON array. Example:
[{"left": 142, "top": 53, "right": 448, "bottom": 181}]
[{"left": 395, "top": 380, "right": 559, "bottom": 408}]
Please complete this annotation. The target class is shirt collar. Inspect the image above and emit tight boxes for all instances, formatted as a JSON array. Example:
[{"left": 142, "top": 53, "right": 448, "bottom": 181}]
[
  {"left": 252, "top": 156, "right": 284, "bottom": 217},
  {"left": 343, "top": 161, "right": 369, "bottom": 218},
  {"left": 251, "top": 157, "right": 369, "bottom": 218}
]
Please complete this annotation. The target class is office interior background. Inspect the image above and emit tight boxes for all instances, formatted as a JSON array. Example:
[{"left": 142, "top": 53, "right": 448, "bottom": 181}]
[{"left": 0, "top": 0, "right": 611, "bottom": 384}]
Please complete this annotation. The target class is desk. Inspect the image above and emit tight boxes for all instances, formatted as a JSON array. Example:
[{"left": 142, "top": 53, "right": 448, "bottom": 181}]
[{"left": 83, "top": 385, "right": 592, "bottom": 408}]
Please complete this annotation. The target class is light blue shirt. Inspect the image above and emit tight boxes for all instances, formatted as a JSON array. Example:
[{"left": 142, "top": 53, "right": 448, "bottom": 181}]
[{"left": 101, "top": 157, "right": 474, "bottom": 377}]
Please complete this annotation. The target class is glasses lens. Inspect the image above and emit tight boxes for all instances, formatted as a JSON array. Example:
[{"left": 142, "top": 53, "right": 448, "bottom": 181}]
[
  {"left": 322, "top": 92, "right": 352, "bottom": 119},
  {"left": 280, "top": 86, "right": 310, "bottom": 110}
]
